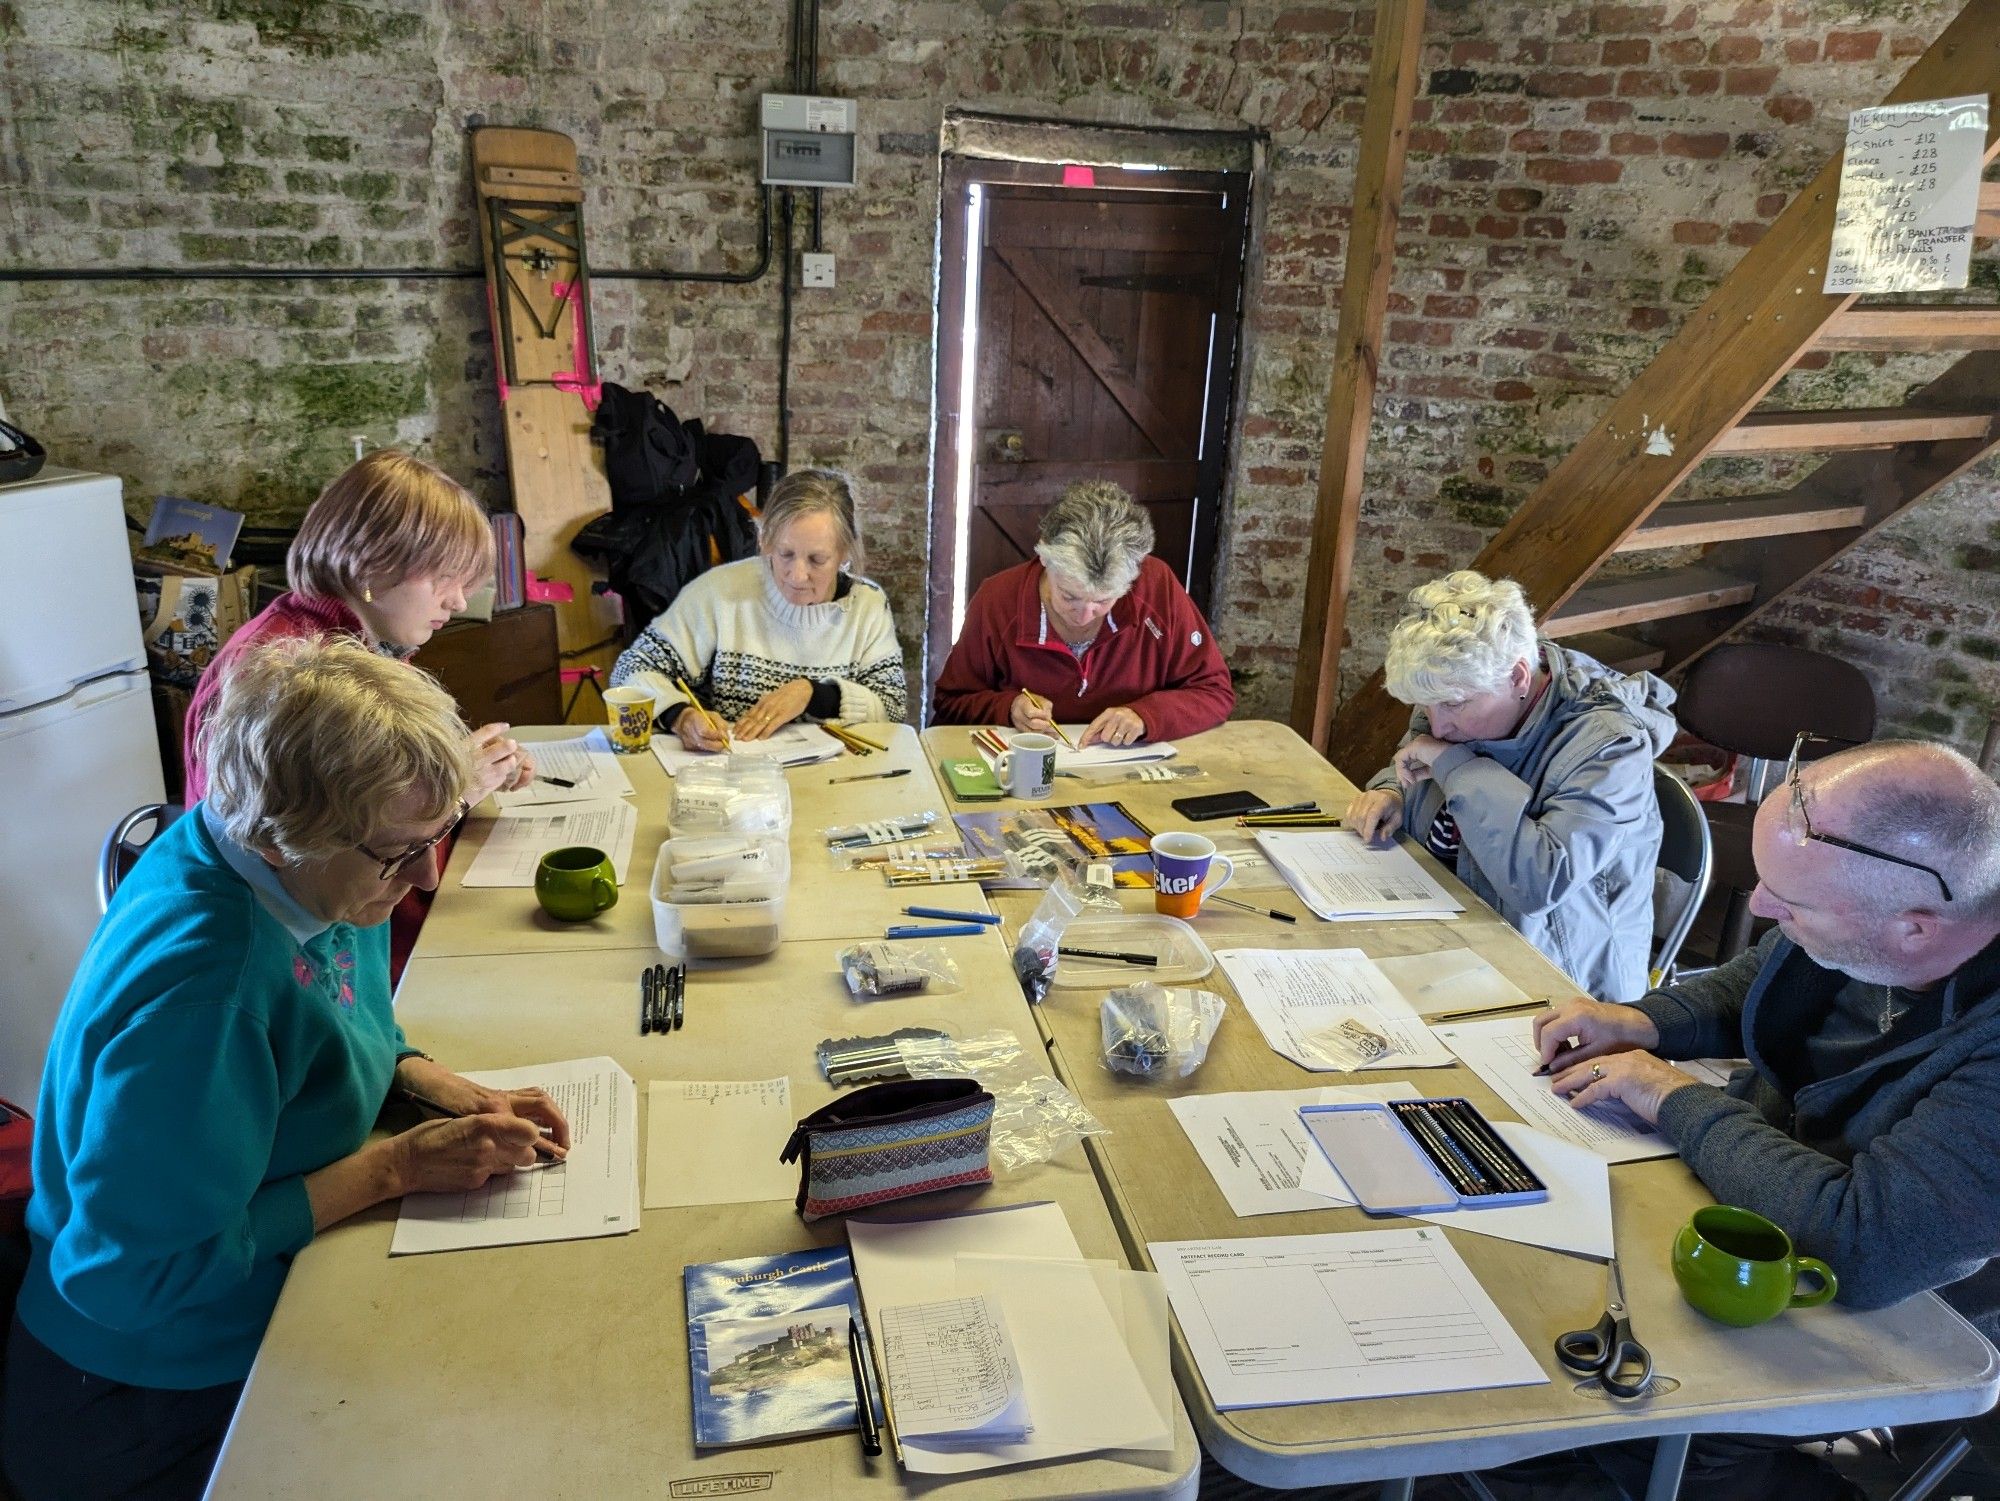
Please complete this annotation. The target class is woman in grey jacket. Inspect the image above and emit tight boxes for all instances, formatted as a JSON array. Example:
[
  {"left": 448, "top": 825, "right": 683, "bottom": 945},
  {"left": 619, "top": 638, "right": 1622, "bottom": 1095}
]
[{"left": 1346, "top": 571, "right": 1677, "bottom": 1002}]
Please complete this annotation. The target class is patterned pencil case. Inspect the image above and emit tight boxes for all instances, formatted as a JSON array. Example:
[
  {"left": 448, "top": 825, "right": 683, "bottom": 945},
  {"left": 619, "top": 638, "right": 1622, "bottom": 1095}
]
[{"left": 780, "top": 1078, "right": 995, "bottom": 1221}]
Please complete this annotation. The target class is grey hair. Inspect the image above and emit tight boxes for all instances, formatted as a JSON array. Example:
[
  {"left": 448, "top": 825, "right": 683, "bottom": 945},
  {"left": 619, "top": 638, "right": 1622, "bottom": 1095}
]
[
  {"left": 759, "top": 468, "right": 862, "bottom": 571},
  {"left": 1383, "top": 570, "right": 1539, "bottom": 705},
  {"left": 1807, "top": 741, "right": 2000, "bottom": 922},
  {"left": 1034, "top": 481, "right": 1154, "bottom": 597},
  {"left": 203, "top": 636, "right": 473, "bottom": 862}
]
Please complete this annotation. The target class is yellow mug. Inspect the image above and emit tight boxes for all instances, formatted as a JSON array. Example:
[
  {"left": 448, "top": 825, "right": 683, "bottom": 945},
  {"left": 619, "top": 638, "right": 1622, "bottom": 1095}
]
[{"left": 604, "top": 686, "right": 655, "bottom": 754}]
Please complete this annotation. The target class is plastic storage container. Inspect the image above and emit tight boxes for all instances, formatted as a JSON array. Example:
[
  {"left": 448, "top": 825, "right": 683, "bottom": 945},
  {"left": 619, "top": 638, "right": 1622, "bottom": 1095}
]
[
  {"left": 654, "top": 833, "right": 790, "bottom": 902},
  {"left": 1048, "top": 914, "right": 1215, "bottom": 988},
  {"left": 651, "top": 844, "right": 786, "bottom": 959},
  {"left": 669, "top": 756, "right": 792, "bottom": 837}
]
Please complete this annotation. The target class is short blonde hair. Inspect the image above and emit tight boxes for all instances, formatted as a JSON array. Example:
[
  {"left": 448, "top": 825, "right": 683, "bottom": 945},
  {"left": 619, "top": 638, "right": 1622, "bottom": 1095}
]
[
  {"left": 760, "top": 469, "right": 861, "bottom": 570},
  {"left": 204, "top": 637, "right": 473, "bottom": 862},
  {"left": 288, "top": 449, "right": 493, "bottom": 603},
  {"left": 1384, "top": 570, "right": 1539, "bottom": 705},
  {"left": 1036, "top": 482, "right": 1153, "bottom": 597}
]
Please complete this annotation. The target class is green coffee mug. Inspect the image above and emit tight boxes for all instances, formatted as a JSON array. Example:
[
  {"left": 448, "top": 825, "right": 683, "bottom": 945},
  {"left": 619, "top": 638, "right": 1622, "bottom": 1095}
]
[
  {"left": 1672, "top": 1205, "right": 1837, "bottom": 1327},
  {"left": 535, "top": 846, "right": 618, "bottom": 922}
]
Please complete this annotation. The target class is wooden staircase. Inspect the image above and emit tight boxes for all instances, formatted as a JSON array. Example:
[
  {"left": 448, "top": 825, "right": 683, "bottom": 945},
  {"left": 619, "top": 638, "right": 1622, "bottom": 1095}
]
[{"left": 1323, "top": 2, "right": 2000, "bottom": 778}]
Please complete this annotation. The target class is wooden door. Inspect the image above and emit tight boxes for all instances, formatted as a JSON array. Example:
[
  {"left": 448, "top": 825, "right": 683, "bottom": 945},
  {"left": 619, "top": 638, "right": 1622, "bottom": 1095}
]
[{"left": 930, "top": 159, "right": 1251, "bottom": 684}]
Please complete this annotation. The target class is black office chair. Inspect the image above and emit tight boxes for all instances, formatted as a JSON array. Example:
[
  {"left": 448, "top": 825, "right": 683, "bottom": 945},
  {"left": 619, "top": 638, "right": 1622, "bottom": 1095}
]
[
  {"left": 97, "top": 804, "right": 182, "bottom": 914},
  {"left": 1674, "top": 643, "right": 1875, "bottom": 962},
  {"left": 1650, "top": 766, "right": 1712, "bottom": 987}
]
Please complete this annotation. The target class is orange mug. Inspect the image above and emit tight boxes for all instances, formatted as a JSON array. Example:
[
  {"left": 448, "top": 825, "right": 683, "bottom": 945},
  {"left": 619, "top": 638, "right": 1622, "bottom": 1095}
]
[{"left": 1152, "top": 831, "right": 1236, "bottom": 918}]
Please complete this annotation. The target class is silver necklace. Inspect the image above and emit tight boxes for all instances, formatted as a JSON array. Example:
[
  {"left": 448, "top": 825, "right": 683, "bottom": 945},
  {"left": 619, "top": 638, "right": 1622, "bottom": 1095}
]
[{"left": 1878, "top": 984, "right": 1905, "bottom": 1036}]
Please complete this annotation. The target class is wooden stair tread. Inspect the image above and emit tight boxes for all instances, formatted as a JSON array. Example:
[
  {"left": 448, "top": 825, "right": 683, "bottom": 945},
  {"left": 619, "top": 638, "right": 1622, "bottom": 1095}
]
[
  {"left": 1713, "top": 407, "right": 1994, "bottom": 453},
  {"left": 1563, "top": 631, "right": 1665, "bottom": 673},
  {"left": 1616, "top": 494, "right": 1867, "bottom": 551},
  {"left": 1546, "top": 568, "right": 1756, "bottom": 635},
  {"left": 1979, "top": 181, "right": 1999, "bottom": 239},
  {"left": 1815, "top": 304, "right": 2000, "bottom": 352}
]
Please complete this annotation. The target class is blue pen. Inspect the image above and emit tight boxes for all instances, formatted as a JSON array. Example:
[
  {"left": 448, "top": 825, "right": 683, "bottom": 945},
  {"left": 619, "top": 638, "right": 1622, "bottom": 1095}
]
[
  {"left": 901, "top": 906, "right": 1001, "bottom": 926},
  {"left": 885, "top": 922, "right": 989, "bottom": 939}
]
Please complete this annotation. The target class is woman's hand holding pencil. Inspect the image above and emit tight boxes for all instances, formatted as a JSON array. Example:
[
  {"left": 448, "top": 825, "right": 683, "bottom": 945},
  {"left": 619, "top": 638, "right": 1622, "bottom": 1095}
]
[{"left": 673, "top": 676, "right": 731, "bottom": 752}]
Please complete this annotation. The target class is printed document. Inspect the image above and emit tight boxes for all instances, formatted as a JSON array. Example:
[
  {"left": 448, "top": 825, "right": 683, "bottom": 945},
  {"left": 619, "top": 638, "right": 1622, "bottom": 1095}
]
[
  {"left": 651, "top": 721, "right": 844, "bottom": 775},
  {"left": 461, "top": 799, "right": 638, "bottom": 887},
  {"left": 1167, "top": 1082, "right": 1420, "bottom": 1218},
  {"left": 1255, "top": 830, "right": 1463, "bottom": 920},
  {"left": 492, "top": 730, "right": 635, "bottom": 808},
  {"left": 1148, "top": 1227, "right": 1547, "bottom": 1408},
  {"left": 391, "top": 1056, "right": 640, "bottom": 1255},
  {"left": 1435, "top": 1017, "right": 1677, "bottom": 1163},
  {"left": 644, "top": 1078, "right": 799, "bottom": 1209},
  {"left": 1217, "top": 947, "right": 1454, "bottom": 1071}
]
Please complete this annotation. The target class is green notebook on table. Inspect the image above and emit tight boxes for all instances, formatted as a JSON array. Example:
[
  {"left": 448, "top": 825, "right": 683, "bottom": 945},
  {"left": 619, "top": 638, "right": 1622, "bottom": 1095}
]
[{"left": 938, "top": 755, "right": 1003, "bottom": 801}]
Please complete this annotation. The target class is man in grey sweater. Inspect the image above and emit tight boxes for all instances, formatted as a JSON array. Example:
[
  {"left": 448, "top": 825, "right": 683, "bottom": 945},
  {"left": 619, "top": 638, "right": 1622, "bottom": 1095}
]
[{"left": 1515, "top": 739, "right": 2000, "bottom": 1499}]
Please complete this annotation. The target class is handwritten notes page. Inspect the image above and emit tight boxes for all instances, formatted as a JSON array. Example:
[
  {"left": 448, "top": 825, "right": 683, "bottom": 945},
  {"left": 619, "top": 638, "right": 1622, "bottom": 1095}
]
[
  {"left": 1216, "top": 947, "right": 1454, "bottom": 1071},
  {"left": 1434, "top": 1017, "right": 1677, "bottom": 1164},
  {"left": 391, "top": 1056, "right": 639, "bottom": 1255},
  {"left": 1148, "top": 1227, "right": 1546, "bottom": 1409},
  {"left": 1826, "top": 94, "right": 1989, "bottom": 294},
  {"left": 1254, "top": 831, "right": 1463, "bottom": 921},
  {"left": 461, "top": 800, "right": 638, "bottom": 887},
  {"left": 878, "top": 1295, "right": 1031, "bottom": 1444},
  {"left": 643, "top": 1078, "right": 798, "bottom": 1209}
]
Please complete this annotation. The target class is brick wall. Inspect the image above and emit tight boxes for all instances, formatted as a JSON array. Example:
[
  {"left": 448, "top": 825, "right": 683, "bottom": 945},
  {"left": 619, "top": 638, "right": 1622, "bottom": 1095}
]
[{"left": 1, "top": 0, "right": 1993, "bottom": 752}]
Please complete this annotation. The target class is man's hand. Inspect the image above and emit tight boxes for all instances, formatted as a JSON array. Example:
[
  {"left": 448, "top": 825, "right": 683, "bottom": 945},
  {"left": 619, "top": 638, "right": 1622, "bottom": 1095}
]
[
  {"left": 1078, "top": 705, "right": 1145, "bottom": 748},
  {"left": 1549, "top": 1049, "right": 1699, "bottom": 1127},
  {"left": 735, "top": 679, "right": 812, "bottom": 740},
  {"left": 1531, "top": 997, "right": 1660, "bottom": 1073},
  {"left": 1393, "top": 733, "right": 1452, "bottom": 789},
  {"left": 1009, "top": 692, "right": 1055, "bottom": 734},
  {"left": 1344, "top": 788, "right": 1404, "bottom": 846}
]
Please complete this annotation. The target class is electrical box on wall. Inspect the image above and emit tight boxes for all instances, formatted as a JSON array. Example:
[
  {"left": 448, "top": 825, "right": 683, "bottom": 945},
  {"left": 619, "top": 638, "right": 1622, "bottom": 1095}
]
[{"left": 760, "top": 94, "right": 858, "bottom": 188}]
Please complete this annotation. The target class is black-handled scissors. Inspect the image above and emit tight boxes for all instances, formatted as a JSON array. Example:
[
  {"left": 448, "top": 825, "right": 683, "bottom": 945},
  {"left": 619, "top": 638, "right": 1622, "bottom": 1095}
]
[{"left": 1555, "top": 1259, "right": 1652, "bottom": 1398}]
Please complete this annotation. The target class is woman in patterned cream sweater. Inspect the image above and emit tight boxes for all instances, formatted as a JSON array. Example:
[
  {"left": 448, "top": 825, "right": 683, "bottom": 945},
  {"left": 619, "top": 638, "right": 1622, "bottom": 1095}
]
[{"left": 610, "top": 469, "right": 907, "bottom": 748}]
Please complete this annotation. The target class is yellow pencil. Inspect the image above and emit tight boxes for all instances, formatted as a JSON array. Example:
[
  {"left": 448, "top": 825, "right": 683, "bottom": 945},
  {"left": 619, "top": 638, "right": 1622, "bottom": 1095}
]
[
  {"left": 1024, "top": 693, "right": 1076, "bottom": 749},
  {"left": 675, "top": 676, "right": 729, "bottom": 746}
]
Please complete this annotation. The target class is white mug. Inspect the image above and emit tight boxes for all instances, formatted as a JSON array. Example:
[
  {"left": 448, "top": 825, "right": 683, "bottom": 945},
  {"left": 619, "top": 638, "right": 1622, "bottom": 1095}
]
[{"left": 995, "top": 732, "right": 1057, "bottom": 799}]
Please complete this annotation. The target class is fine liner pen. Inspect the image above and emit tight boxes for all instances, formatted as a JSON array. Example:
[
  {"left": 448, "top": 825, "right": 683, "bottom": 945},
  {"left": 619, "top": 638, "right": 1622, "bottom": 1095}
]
[
  {"left": 536, "top": 774, "right": 577, "bottom": 789},
  {"left": 405, "top": 1093, "right": 564, "bottom": 1163},
  {"left": 672, "top": 964, "right": 686, "bottom": 1030},
  {"left": 829, "top": 767, "right": 913, "bottom": 784},
  {"left": 1207, "top": 894, "right": 1298, "bottom": 924},
  {"left": 640, "top": 967, "right": 655, "bottom": 1036},
  {"left": 1059, "top": 946, "right": 1159, "bottom": 967},
  {"left": 901, "top": 905, "right": 1001, "bottom": 925},
  {"left": 849, "top": 1316, "right": 883, "bottom": 1457}
]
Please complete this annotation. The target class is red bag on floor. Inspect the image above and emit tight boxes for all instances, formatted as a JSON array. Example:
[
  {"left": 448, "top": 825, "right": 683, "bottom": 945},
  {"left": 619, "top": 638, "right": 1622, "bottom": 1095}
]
[{"left": 0, "top": 1096, "right": 32, "bottom": 1237}]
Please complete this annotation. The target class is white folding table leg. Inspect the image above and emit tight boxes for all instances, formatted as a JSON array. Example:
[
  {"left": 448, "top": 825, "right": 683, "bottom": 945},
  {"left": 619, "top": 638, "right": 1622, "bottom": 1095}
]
[{"left": 1644, "top": 1434, "right": 1691, "bottom": 1501}]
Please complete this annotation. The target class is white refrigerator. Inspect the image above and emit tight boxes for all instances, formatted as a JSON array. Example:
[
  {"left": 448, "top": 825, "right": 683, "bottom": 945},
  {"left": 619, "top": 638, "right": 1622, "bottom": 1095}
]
[{"left": 0, "top": 467, "right": 165, "bottom": 1108}]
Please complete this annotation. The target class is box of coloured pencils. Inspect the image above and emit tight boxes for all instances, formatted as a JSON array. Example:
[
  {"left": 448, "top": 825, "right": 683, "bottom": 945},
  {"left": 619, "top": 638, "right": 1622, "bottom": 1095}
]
[{"left": 1297, "top": 1097, "right": 1548, "bottom": 1214}]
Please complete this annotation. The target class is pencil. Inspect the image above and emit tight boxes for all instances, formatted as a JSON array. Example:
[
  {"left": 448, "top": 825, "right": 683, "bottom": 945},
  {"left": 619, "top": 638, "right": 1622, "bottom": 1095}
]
[
  {"left": 1024, "top": 693, "right": 1076, "bottom": 750},
  {"left": 404, "top": 1093, "right": 564, "bottom": 1161},
  {"left": 1431, "top": 998, "right": 1551, "bottom": 1024},
  {"left": 674, "top": 676, "right": 730, "bottom": 747}
]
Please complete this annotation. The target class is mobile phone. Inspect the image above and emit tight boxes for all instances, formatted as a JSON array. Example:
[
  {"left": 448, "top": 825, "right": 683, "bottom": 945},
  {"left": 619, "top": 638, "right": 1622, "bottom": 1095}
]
[{"left": 1171, "top": 790, "right": 1269, "bottom": 822}]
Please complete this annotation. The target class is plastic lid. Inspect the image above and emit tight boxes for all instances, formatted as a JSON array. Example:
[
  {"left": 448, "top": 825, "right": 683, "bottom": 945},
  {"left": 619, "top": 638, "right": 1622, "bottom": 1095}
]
[{"left": 1050, "top": 914, "right": 1214, "bottom": 987}]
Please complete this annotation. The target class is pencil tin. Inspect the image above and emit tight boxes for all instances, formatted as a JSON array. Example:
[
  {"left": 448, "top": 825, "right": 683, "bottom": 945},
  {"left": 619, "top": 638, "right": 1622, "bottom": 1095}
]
[{"left": 1297, "top": 1097, "right": 1547, "bottom": 1215}]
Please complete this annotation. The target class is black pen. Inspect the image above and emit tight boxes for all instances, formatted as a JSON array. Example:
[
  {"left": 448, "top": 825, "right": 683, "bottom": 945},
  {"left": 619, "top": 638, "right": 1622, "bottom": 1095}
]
[
  {"left": 1254, "top": 801, "right": 1320, "bottom": 817},
  {"left": 849, "top": 1316, "right": 883, "bottom": 1456},
  {"left": 672, "top": 964, "right": 686, "bottom": 1030},
  {"left": 640, "top": 968, "right": 654, "bottom": 1035},
  {"left": 829, "top": 767, "right": 912, "bottom": 785},
  {"left": 537, "top": 774, "right": 577, "bottom": 788},
  {"left": 1208, "top": 894, "right": 1298, "bottom": 924},
  {"left": 404, "top": 1093, "right": 564, "bottom": 1161},
  {"left": 1059, "top": 946, "right": 1158, "bottom": 966},
  {"left": 649, "top": 963, "right": 668, "bottom": 1034}
]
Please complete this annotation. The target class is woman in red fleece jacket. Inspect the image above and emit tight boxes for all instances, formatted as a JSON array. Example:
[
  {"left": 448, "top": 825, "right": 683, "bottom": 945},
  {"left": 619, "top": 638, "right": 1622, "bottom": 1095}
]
[{"left": 931, "top": 482, "right": 1233, "bottom": 745}]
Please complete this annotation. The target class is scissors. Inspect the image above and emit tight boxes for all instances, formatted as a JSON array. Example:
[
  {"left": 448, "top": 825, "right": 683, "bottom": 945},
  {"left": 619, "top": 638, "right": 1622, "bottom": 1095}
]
[{"left": 1555, "top": 1259, "right": 1653, "bottom": 1398}]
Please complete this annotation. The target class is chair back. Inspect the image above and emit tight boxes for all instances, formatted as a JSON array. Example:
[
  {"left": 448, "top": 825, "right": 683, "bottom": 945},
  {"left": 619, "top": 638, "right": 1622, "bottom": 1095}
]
[
  {"left": 1651, "top": 765, "right": 1713, "bottom": 986},
  {"left": 1675, "top": 642, "right": 1876, "bottom": 760},
  {"left": 98, "top": 804, "right": 179, "bottom": 914}
]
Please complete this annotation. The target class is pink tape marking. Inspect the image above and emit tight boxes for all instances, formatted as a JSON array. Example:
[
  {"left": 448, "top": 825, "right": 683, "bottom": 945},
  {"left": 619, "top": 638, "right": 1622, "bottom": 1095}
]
[
  {"left": 1062, "top": 164, "right": 1095, "bottom": 187},
  {"left": 547, "top": 281, "right": 603, "bottom": 410}
]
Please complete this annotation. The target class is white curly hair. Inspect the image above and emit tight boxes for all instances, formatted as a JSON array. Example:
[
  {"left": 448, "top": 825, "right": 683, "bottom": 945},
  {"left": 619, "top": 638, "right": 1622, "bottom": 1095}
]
[{"left": 1383, "top": 570, "right": 1539, "bottom": 705}]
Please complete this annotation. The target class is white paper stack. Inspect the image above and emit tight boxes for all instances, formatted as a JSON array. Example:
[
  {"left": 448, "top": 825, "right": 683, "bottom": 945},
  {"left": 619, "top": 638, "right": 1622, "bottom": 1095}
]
[
  {"left": 1255, "top": 830, "right": 1463, "bottom": 921},
  {"left": 1215, "top": 947, "right": 1454, "bottom": 1071},
  {"left": 651, "top": 722, "right": 844, "bottom": 775},
  {"left": 461, "top": 800, "right": 639, "bottom": 887},
  {"left": 492, "top": 729, "right": 636, "bottom": 808},
  {"left": 976, "top": 728, "right": 1177, "bottom": 773}
]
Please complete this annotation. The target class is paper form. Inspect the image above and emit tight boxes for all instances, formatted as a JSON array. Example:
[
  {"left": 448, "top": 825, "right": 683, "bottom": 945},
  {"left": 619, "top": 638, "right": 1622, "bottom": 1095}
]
[
  {"left": 1166, "top": 1083, "right": 1420, "bottom": 1218},
  {"left": 391, "top": 1056, "right": 640, "bottom": 1254},
  {"left": 1217, "top": 947, "right": 1455, "bottom": 1071},
  {"left": 1297, "top": 1117, "right": 1615, "bottom": 1260},
  {"left": 1375, "top": 948, "right": 1533, "bottom": 1019},
  {"left": 848, "top": 1203, "right": 1171, "bottom": 1472},
  {"left": 650, "top": 722, "right": 843, "bottom": 776},
  {"left": 975, "top": 728, "right": 1177, "bottom": 773},
  {"left": 493, "top": 730, "right": 636, "bottom": 808},
  {"left": 1148, "top": 1227, "right": 1547, "bottom": 1408},
  {"left": 878, "top": 1295, "right": 1031, "bottom": 1443},
  {"left": 460, "top": 799, "right": 638, "bottom": 887},
  {"left": 643, "top": 1078, "right": 799, "bottom": 1209},
  {"left": 1254, "top": 830, "right": 1464, "bottom": 921},
  {"left": 1435, "top": 1017, "right": 1677, "bottom": 1163}
]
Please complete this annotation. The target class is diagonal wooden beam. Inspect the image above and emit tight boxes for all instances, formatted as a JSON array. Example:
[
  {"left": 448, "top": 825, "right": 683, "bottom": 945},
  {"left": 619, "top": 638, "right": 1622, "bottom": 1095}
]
[
  {"left": 1289, "top": 0, "right": 1429, "bottom": 753},
  {"left": 1325, "top": 0, "right": 2000, "bottom": 778},
  {"left": 990, "top": 246, "right": 1182, "bottom": 457}
]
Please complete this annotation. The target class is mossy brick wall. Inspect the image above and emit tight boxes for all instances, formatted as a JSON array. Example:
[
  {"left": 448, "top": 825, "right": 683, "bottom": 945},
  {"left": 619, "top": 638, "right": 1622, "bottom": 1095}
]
[{"left": 0, "top": 0, "right": 1994, "bottom": 751}]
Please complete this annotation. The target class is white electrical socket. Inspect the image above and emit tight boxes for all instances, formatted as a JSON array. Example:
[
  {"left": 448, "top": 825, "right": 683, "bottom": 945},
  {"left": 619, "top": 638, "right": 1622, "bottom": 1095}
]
[{"left": 802, "top": 252, "right": 836, "bottom": 289}]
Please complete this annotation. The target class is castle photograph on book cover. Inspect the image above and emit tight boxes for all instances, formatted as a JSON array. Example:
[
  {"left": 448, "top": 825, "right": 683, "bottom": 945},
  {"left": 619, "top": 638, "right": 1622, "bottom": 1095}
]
[{"left": 685, "top": 1248, "right": 862, "bottom": 1448}]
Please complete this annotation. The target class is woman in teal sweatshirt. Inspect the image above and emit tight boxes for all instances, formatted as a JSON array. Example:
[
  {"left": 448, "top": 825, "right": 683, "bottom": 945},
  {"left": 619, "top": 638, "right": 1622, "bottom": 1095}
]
[{"left": 2, "top": 638, "right": 571, "bottom": 1501}]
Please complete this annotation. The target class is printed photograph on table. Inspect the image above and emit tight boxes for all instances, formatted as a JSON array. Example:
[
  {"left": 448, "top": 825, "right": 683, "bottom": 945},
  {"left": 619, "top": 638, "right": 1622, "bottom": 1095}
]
[
  {"left": 684, "top": 1248, "right": 863, "bottom": 1448},
  {"left": 953, "top": 802, "right": 1157, "bottom": 888}
]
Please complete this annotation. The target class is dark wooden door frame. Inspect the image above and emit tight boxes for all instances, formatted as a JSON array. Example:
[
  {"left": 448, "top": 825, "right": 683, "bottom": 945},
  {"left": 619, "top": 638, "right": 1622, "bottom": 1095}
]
[{"left": 925, "top": 154, "right": 1252, "bottom": 708}]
